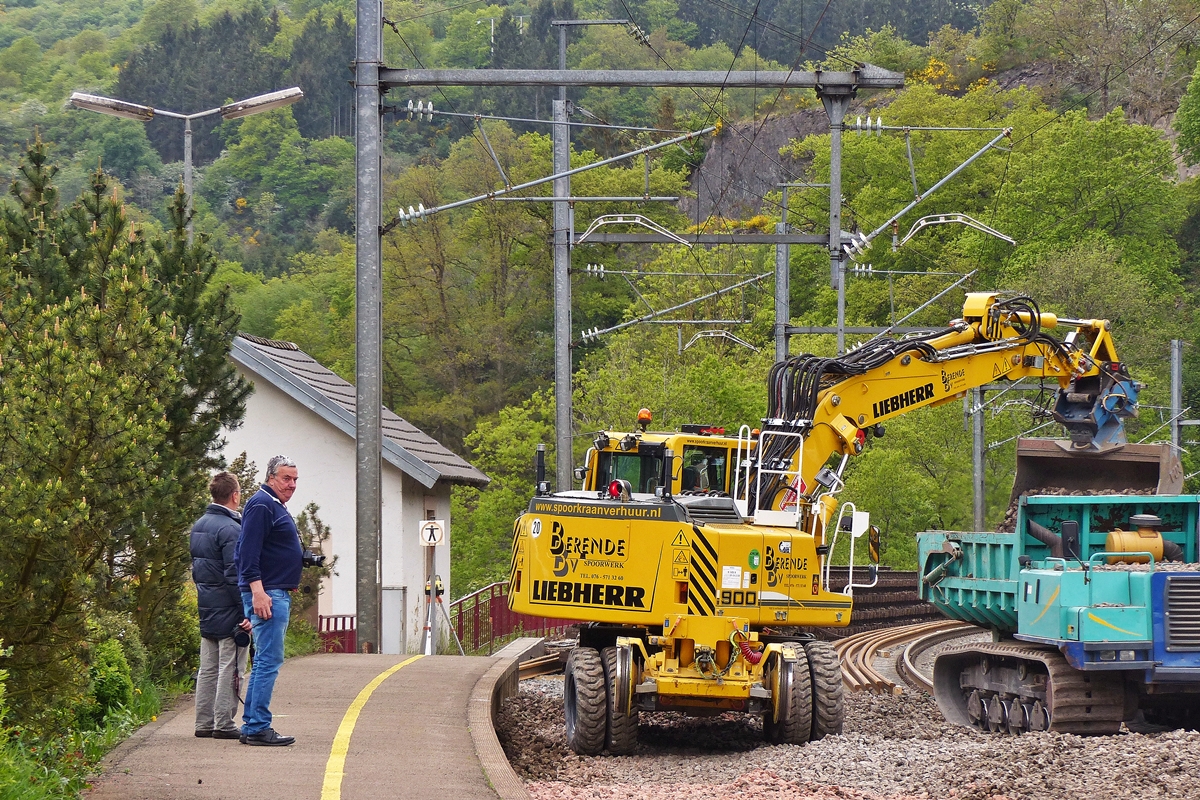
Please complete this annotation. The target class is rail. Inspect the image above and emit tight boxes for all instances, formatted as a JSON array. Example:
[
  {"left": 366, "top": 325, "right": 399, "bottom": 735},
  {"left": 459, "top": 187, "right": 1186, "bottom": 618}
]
[
  {"left": 449, "top": 581, "right": 574, "bottom": 655},
  {"left": 896, "top": 623, "right": 981, "bottom": 694},
  {"left": 834, "top": 620, "right": 973, "bottom": 694}
]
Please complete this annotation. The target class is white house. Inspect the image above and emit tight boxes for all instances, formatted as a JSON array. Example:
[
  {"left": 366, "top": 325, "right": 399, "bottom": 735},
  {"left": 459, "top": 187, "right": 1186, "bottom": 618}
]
[{"left": 222, "top": 334, "right": 489, "bottom": 654}]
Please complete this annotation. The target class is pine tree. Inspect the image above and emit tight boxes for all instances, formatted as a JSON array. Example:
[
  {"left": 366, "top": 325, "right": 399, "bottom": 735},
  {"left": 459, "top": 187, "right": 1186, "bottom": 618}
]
[
  {"left": 0, "top": 140, "right": 180, "bottom": 725},
  {"left": 0, "top": 139, "right": 248, "bottom": 724}
]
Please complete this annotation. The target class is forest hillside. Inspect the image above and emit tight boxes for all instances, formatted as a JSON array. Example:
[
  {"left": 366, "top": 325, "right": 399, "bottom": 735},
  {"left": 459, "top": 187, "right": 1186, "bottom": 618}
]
[{"left": 8, "top": 3, "right": 1200, "bottom": 770}]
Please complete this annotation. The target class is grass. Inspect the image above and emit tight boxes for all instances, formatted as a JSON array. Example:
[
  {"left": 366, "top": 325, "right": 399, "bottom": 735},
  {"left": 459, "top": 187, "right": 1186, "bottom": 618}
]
[
  {"left": 1, "top": 620, "right": 321, "bottom": 799},
  {"left": 283, "top": 618, "right": 321, "bottom": 659},
  {"left": 0, "top": 678, "right": 187, "bottom": 800}
]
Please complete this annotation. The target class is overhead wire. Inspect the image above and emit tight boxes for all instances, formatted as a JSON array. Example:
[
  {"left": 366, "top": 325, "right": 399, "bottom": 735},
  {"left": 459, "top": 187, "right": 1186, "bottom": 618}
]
[
  {"left": 614, "top": 0, "right": 824, "bottom": 218},
  {"left": 392, "top": 0, "right": 488, "bottom": 24},
  {"left": 698, "top": 0, "right": 844, "bottom": 232},
  {"left": 386, "top": 105, "right": 692, "bottom": 134},
  {"left": 382, "top": 18, "right": 498, "bottom": 193},
  {"left": 1010, "top": 8, "right": 1200, "bottom": 149},
  {"left": 702, "top": 0, "right": 857, "bottom": 69},
  {"left": 610, "top": 0, "right": 768, "bottom": 292},
  {"left": 696, "top": 0, "right": 840, "bottom": 236}
]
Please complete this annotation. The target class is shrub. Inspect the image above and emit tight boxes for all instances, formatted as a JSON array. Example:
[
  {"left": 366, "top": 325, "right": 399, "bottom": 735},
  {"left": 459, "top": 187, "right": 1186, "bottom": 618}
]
[
  {"left": 84, "top": 640, "right": 132, "bottom": 728},
  {"left": 0, "top": 640, "right": 9, "bottom": 735},
  {"left": 145, "top": 586, "right": 201, "bottom": 682},
  {"left": 283, "top": 619, "right": 321, "bottom": 659}
]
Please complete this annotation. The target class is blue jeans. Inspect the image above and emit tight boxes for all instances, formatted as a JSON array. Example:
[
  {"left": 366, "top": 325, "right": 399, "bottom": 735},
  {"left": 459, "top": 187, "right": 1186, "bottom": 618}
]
[{"left": 240, "top": 589, "right": 291, "bottom": 735}]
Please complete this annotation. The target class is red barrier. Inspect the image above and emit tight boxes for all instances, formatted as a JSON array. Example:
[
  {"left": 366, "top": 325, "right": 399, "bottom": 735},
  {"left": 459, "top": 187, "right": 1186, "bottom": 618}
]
[
  {"left": 318, "top": 614, "right": 357, "bottom": 653},
  {"left": 449, "top": 582, "right": 573, "bottom": 655}
]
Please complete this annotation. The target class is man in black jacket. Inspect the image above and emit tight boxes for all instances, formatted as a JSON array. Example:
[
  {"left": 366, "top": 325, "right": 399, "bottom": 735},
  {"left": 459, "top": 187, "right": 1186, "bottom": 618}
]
[{"left": 190, "top": 471, "right": 251, "bottom": 739}]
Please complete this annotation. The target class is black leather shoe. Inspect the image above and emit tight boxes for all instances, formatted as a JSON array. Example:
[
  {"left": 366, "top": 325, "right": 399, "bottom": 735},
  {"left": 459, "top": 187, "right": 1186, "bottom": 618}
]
[
  {"left": 194, "top": 730, "right": 213, "bottom": 738},
  {"left": 241, "top": 728, "right": 295, "bottom": 747},
  {"left": 212, "top": 729, "right": 242, "bottom": 740}
]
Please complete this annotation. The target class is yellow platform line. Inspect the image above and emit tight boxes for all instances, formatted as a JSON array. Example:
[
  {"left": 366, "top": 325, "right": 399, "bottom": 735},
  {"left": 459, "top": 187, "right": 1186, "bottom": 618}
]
[{"left": 321, "top": 655, "right": 424, "bottom": 800}]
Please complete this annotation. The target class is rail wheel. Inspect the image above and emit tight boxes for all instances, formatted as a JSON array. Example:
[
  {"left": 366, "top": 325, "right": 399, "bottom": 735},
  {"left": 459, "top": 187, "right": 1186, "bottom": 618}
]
[
  {"left": 966, "top": 690, "right": 985, "bottom": 728},
  {"left": 804, "top": 640, "right": 844, "bottom": 740},
  {"left": 1005, "top": 698, "right": 1027, "bottom": 735},
  {"left": 987, "top": 694, "right": 1007, "bottom": 732},
  {"left": 564, "top": 646, "right": 606, "bottom": 755},
  {"left": 601, "top": 646, "right": 638, "bottom": 755},
  {"left": 763, "top": 648, "right": 813, "bottom": 745},
  {"left": 1028, "top": 700, "right": 1049, "bottom": 731}
]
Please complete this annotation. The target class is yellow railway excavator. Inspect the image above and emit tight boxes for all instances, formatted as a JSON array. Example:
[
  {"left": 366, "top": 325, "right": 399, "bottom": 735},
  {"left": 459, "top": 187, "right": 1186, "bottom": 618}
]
[{"left": 508, "top": 292, "right": 1175, "bottom": 754}]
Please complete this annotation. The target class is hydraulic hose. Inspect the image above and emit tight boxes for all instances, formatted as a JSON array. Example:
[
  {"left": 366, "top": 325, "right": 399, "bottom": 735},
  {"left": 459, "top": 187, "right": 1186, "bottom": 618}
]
[{"left": 731, "top": 631, "right": 763, "bottom": 665}]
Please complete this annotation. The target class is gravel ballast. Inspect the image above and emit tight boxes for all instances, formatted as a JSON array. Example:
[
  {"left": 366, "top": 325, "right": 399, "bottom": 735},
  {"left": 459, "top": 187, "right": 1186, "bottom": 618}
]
[{"left": 497, "top": 676, "right": 1200, "bottom": 800}]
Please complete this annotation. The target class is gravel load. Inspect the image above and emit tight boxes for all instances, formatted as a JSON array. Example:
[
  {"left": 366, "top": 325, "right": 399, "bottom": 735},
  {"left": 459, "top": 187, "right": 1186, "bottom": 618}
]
[
  {"left": 497, "top": 676, "right": 1200, "bottom": 800},
  {"left": 997, "top": 488, "right": 1153, "bottom": 532}
]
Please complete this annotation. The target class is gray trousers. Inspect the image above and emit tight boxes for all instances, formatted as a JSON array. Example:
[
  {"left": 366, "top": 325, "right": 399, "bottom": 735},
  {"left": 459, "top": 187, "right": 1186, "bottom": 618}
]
[{"left": 195, "top": 635, "right": 248, "bottom": 733}]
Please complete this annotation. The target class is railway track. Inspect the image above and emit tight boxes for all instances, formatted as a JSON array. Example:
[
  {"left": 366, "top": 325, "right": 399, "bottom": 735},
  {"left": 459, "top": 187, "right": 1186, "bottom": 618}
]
[
  {"left": 812, "top": 569, "right": 943, "bottom": 638},
  {"left": 518, "top": 570, "right": 946, "bottom": 682},
  {"left": 834, "top": 619, "right": 977, "bottom": 695}
]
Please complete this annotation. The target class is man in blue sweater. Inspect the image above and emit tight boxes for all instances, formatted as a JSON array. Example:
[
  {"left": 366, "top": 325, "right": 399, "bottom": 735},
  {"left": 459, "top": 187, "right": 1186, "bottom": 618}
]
[{"left": 235, "top": 455, "right": 303, "bottom": 746}]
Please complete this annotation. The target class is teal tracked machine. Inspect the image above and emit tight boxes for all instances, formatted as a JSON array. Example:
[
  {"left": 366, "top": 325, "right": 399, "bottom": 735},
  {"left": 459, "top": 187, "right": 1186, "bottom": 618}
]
[{"left": 919, "top": 487, "right": 1200, "bottom": 734}]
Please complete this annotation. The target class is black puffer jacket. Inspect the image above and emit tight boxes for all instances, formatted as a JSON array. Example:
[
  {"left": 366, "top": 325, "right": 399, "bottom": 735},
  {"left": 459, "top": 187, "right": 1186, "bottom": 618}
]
[{"left": 190, "top": 504, "right": 246, "bottom": 639}]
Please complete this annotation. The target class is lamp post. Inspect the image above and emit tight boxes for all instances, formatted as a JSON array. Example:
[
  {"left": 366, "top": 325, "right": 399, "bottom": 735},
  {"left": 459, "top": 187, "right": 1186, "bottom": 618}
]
[
  {"left": 69, "top": 87, "right": 304, "bottom": 242},
  {"left": 476, "top": 17, "right": 495, "bottom": 59}
]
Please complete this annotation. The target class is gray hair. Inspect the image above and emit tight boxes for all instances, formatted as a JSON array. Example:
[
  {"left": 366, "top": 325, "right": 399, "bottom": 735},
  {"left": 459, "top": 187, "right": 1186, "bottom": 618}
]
[{"left": 266, "top": 455, "right": 297, "bottom": 478}]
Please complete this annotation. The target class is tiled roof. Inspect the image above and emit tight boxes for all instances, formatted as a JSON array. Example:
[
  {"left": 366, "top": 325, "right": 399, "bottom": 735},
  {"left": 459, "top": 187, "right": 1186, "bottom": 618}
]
[{"left": 232, "top": 334, "right": 489, "bottom": 488}]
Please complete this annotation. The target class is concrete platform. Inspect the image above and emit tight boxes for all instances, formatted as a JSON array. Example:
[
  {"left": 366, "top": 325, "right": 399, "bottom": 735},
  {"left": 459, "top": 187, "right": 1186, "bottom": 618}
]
[{"left": 86, "top": 642, "right": 539, "bottom": 800}]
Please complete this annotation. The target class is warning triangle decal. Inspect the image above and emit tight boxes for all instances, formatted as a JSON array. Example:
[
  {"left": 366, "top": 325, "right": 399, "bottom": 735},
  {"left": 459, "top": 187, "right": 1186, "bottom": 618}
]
[{"left": 671, "top": 531, "right": 689, "bottom": 547}]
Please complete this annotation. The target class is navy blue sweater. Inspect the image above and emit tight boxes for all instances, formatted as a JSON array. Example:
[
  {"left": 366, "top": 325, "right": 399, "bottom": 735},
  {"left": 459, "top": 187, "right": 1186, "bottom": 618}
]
[{"left": 235, "top": 485, "right": 303, "bottom": 591}]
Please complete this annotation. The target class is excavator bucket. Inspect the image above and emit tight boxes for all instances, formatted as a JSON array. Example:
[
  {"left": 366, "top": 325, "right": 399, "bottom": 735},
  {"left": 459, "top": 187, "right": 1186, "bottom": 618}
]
[{"left": 1011, "top": 438, "right": 1184, "bottom": 501}]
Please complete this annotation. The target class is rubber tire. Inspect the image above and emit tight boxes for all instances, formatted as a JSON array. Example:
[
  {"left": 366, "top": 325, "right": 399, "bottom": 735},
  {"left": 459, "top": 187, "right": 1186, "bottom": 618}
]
[
  {"left": 805, "top": 640, "right": 844, "bottom": 740},
  {"left": 564, "top": 646, "right": 607, "bottom": 755},
  {"left": 601, "top": 647, "right": 639, "bottom": 754},
  {"left": 764, "top": 648, "right": 813, "bottom": 745}
]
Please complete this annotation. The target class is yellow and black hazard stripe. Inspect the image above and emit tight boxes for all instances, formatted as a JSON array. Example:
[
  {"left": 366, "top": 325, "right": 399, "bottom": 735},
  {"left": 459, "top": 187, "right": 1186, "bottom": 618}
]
[
  {"left": 688, "top": 525, "right": 718, "bottom": 616},
  {"left": 507, "top": 519, "right": 523, "bottom": 609}
]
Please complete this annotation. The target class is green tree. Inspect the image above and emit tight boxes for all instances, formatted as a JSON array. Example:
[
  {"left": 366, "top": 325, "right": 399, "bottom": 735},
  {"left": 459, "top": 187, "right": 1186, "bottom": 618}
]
[
  {"left": 0, "top": 142, "right": 179, "bottom": 725},
  {"left": 283, "top": 10, "right": 354, "bottom": 139},
  {"left": 118, "top": 185, "right": 250, "bottom": 677},
  {"left": 116, "top": 6, "right": 285, "bottom": 164},
  {"left": 0, "top": 139, "right": 247, "bottom": 724},
  {"left": 1175, "top": 62, "right": 1200, "bottom": 166},
  {"left": 451, "top": 391, "right": 556, "bottom": 595},
  {"left": 135, "top": 0, "right": 199, "bottom": 44}
]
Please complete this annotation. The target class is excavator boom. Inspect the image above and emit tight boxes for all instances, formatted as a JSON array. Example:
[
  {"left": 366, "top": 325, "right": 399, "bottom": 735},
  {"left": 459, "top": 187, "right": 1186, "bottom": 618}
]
[{"left": 749, "top": 293, "right": 1176, "bottom": 520}]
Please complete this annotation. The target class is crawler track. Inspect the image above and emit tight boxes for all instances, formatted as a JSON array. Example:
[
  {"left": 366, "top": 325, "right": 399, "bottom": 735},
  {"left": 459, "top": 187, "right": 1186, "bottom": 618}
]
[
  {"left": 933, "top": 640, "right": 1128, "bottom": 735},
  {"left": 834, "top": 620, "right": 974, "bottom": 694}
]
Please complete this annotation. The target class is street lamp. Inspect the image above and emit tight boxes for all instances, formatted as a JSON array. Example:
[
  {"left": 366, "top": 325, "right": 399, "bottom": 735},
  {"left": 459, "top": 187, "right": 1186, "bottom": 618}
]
[
  {"left": 476, "top": 17, "right": 495, "bottom": 59},
  {"left": 68, "top": 87, "right": 304, "bottom": 241}
]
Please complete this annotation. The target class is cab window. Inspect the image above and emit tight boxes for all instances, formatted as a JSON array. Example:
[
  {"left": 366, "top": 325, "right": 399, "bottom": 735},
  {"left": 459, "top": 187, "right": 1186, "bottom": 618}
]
[
  {"left": 596, "top": 452, "right": 663, "bottom": 493},
  {"left": 680, "top": 445, "right": 729, "bottom": 493}
]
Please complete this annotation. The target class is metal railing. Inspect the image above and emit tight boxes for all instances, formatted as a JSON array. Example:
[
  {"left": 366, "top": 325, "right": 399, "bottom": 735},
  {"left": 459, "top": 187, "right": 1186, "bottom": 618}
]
[
  {"left": 318, "top": 614, "right": 357, "bottom": 653},
  {"left": 449, "top": 581, "right": 574, "bottom": 655}
]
